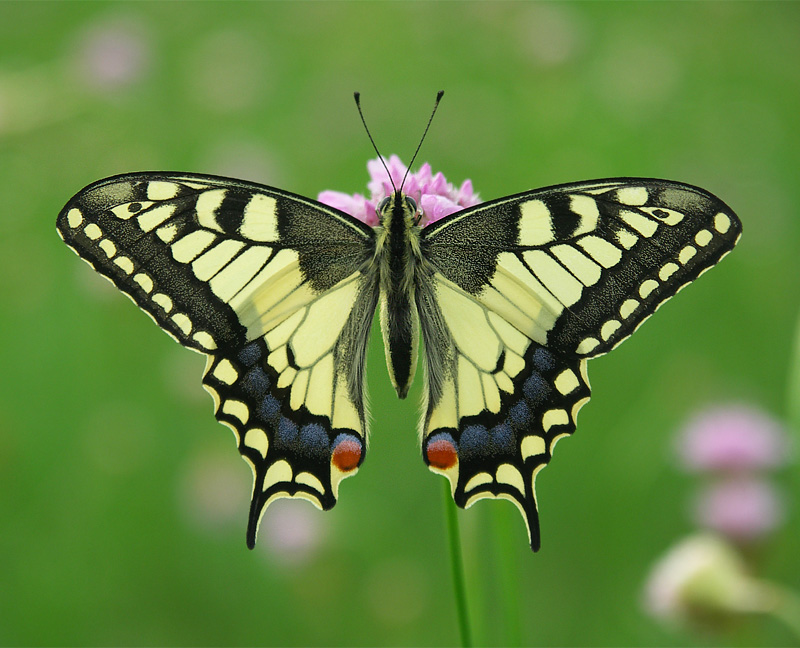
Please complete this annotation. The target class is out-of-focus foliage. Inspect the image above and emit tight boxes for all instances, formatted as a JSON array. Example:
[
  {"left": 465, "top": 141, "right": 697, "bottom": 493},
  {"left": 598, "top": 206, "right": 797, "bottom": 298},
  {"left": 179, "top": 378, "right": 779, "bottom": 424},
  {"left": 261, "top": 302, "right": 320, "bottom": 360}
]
[{"left": 1, "top": 2, "right": 797, "bottom": 646}]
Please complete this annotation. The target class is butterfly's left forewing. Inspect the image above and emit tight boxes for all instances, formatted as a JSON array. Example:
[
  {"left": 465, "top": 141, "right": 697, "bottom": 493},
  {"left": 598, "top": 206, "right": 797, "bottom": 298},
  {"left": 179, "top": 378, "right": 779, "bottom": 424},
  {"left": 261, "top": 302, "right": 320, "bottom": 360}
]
[
  {"left": 420, "top": 178, "right": 741, "bottom": 549},
  {"left": 57, "top": 173, "right": 378, "bottom": 547}
]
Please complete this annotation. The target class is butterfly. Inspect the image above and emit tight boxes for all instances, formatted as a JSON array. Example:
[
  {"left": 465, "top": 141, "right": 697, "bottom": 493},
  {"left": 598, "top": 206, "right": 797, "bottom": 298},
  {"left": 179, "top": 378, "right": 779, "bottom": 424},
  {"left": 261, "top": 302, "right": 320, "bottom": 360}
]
[{"left": 56, "top": 97, "right": 741, "bottom": 551}]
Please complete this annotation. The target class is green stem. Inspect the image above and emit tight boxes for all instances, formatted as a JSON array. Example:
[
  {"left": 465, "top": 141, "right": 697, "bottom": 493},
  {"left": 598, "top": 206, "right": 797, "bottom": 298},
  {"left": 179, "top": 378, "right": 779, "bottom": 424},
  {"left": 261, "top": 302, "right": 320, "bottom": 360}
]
[
  {"left": 443, "top": 479, "right": 473, "bottom": 647},
  {"left": 767, "top": 584, "right": 800, "bottom": 641},
  {"left": 491, "top": 506, "right": 522, "bottom": 646}
]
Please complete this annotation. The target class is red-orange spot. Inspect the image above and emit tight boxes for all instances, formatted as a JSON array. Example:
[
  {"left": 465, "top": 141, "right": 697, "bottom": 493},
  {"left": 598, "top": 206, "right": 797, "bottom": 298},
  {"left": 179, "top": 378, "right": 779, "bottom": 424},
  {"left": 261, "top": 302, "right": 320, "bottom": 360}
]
[
  {"left": 332, "top": 438, "right": 362, "bottom": 472},
  {"left": 426, "top": 438, "right": 458, "bottom": 470}
]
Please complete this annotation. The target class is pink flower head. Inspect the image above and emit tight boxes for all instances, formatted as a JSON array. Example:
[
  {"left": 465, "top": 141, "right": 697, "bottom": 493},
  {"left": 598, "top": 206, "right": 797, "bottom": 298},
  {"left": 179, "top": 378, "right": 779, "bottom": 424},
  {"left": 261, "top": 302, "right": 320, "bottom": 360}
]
[
  {"left": 72, "top": 17, "right": 150, "bottom": 92},
  {"left": 676, "top": 404, "right": 791, "bottom": 473},
  {"left": 318, "top": 155, "right": 480, "bottom": 228},
  {"left": 692, "top": 476, "right": 785, "bottom": 541}
]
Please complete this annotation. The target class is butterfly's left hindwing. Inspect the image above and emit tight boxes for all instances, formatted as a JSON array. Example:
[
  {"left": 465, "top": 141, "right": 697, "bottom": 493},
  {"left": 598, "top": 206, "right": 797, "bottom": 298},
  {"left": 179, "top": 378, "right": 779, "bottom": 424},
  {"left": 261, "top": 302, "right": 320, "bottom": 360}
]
[
  {"left": 57, "top": 173, "right": 378, "bottom": 547},
  {"left": 417, "top": 272, "right": 590, "bottom": 551},
  {"left": 420, "top": 179, "right": 741, "bottom": 549}
]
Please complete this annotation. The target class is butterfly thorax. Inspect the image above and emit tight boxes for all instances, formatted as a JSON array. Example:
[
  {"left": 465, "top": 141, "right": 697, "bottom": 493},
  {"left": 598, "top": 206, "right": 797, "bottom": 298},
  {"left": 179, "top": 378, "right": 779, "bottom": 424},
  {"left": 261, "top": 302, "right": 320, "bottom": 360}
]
[{"left": 375, "top": 191, "right": 422, "bottom": 399}]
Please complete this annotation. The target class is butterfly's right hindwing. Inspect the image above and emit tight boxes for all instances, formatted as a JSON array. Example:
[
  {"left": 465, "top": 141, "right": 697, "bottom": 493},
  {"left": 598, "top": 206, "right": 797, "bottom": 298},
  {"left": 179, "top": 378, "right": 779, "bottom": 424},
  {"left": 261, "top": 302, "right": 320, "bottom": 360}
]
[{"left": 57, "top": 173, "right": 378, "bottom": 547}]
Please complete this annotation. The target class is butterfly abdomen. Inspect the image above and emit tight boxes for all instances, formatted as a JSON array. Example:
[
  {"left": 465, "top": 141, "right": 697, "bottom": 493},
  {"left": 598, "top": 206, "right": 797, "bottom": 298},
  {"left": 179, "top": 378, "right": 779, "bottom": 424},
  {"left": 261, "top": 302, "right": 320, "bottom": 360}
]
[{"left": 377, "top": 192, "right": 423, "bottom": 399}]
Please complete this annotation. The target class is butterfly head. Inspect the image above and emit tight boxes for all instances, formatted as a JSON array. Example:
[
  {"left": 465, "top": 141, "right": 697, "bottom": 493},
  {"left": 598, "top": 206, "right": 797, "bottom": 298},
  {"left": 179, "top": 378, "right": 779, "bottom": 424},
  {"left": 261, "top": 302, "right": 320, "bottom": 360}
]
[{"left": 376, "top": 192, "right": 420, "bottom": 226}]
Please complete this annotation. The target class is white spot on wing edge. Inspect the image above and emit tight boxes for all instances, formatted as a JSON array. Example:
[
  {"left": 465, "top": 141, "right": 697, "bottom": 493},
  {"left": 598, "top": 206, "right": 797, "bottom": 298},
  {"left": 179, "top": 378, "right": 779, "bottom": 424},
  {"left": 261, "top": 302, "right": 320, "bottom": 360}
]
[
  {"left": 133, "top": 273, "right": 154, "bottom": 293},
  {"left": 84, "top": 223, "right": 102, "bottom": 240},
  {"left": 714, "top": 212, "right": 731, "bottom": 234},
  {"left": 658, "top": 262, "right": 679, "bottom": 281},
  {"left": 295, "top": 472, "right": 325, "bottom": 494},
  {"left": 98, "top": 239, "right": 116, "bottom": 258},
  {"left": 620, "top": 298, "right": 639, "bottom": 319},
  {"left": 147, "top": 180, "right": 181, "bottom": 200},
  {"left": 616, "top": 186, "right": 648, "bottom": 206},
  {"left": 554, "top": 369, "right": 579, "bottom": 395},
  {"left": 152, "top": 293, "right": 173, "bottom": 313},
  {"left": 542, "top": 408, "right": 568, "bottom": 432},
  {"left": 464, "top": 472, "right": 493, "bottom": 492},
  {"left": 678, "top": 245, "right": 696, "bottom": 265},
  {"left": 244, "top": 428, "right": 269, "bottom": 458},
  {"left": 263, "top": 459, "right": 293, "bottom": 489},
  {"left": 212, "top": 358, "right": 238, "bottom": 385},
  {"left": 172, "top": 312, "right": 192, "bottom": 335},
  {"left": 521, "top": 435, "right": 546, "bottom": 459},
  {"left": 695, "top": 229, "right": 713, "bottom": 247},
  {"left": 639, "top": 279, "right": 658, "bottom": 299},
  {"left": 114, "top": 256, "right": 134, "bottom": 274},
  {"left": 496, "top": 464, "right": 525, "bottom": 495},
  {"left": 66, "top": 208, "right": 83, "bottom": 228},
  {"left": 192, "top": 331, "right": 217, "bottom": 350},
  {"left": 222, "top": 399, "right": 249, "bottom": 424},
  {"left": 601, "top": 319, "right": 621, "bottom": 341},
  {"left": 576, "top": 337, "right": 599, "bottom": 354}
]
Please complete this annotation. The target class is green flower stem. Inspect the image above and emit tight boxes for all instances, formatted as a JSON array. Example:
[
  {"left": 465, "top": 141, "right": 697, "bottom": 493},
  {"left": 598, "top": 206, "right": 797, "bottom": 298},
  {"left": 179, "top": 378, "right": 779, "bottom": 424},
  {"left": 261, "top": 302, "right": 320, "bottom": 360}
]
[
  {"left": 443, "top": 479, "right": 473, "bottom": 647},
  {"left": 491, "top": 506, "right": 523, "bottom": 645},
  {"left": 766, "top": 584, "right": 800, "bottom": 641}
]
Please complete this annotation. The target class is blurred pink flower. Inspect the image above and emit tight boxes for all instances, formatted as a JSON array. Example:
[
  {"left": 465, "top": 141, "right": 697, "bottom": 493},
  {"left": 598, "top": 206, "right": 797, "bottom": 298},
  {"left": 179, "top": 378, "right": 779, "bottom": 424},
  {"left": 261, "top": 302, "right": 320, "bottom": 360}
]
[
  {"left": 677, "top": 404, "right": 790, "bottom": 472},
  {"left": 72, "top": 17, "right": 150, "bottom": 91},
  {"left": 258, "top": 499, "right": 325, "bottom": 566},
  {"left": 693, "top": 477, "right": 785, "bottom": 541},
  {"left": 318, "top": 155, "right": 480, "bottom": 227}
]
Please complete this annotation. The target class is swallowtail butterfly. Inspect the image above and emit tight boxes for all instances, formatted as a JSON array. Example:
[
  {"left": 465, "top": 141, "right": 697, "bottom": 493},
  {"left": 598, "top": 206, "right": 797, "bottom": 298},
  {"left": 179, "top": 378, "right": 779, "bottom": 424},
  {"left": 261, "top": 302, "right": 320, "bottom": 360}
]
[{"left": 57, "top": 95, "right": 741, "bottom": 550}]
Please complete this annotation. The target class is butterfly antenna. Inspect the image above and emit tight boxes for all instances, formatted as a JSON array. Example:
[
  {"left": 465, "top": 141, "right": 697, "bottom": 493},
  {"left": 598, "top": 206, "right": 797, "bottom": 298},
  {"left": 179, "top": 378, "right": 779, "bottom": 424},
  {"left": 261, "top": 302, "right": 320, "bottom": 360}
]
[
  {"left": 354, "top": 92, "right": 395, "bottom": 193},
  {"left": 400, "top": 90, "right": 444, "bottom": 191}
]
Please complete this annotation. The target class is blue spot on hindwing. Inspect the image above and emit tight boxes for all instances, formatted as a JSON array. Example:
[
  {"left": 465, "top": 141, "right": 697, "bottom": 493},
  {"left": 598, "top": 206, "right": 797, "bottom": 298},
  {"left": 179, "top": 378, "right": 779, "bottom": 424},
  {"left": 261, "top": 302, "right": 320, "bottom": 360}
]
[
  {"left": 299, "top": 423, "right": 331, "bottom": 462},
  {"left": 276, "top": 417, "right": 298, "bottom": 449},
  {"left": 459, "top": 425, "right": 489, "bottom": 462},
  {"left": 458, "top": 423, "right": 516, "bottom": 461},
  {"left": 508, "top": 400, "right": 532, "bottom": 429},
  {"left": 237, "top": 342, "right": 262, "bottom": 367},
  {"left": 242, "top": 367, "right": 270, "bottom": 398},
  {"left": 257, "top": 394, "right": 280, "bottom": 422},
  {"left": 532, "top": 348, "right": 555, "bottom": 373},
  {"left": 489, "top": 423, "right": 515, "bottom": 456},
  {"left": 523, "top": 372, "right": 550, "bottom": 407}
]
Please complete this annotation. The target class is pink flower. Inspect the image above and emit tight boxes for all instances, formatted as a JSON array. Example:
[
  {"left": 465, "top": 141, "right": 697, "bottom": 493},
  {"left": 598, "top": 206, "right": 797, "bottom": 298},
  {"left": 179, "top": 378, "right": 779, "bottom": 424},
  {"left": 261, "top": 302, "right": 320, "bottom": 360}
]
[
  {"left": 258, "top": 499, "right": 325, "bottom": 566},
  {"left": 318, "top": 155, "right": 480, "bottom": 228},
  {"left": 72, "top": 17, "right": 150, "bottom": 92},
  {"left": 677, "top": 404, "right": 791, "bottom": 473},
  {"left": 692, "top": 477, "right": 785, "bottom": 541}
]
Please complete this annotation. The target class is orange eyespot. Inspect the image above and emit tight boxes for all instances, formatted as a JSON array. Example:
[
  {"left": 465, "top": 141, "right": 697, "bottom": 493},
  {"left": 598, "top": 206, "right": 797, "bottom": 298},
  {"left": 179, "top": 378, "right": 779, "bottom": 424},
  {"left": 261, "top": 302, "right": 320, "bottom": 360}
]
[
  {"left": 426, "top": 436, "right": 458, "bottom": 470},
  {"left": 332, "top": 436, "right": 362, "bottom": 472}
]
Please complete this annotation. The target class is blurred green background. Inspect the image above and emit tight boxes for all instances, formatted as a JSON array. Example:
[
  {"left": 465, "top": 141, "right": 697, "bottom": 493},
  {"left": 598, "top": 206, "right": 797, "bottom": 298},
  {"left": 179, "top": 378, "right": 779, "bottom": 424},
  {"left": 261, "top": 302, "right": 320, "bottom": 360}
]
[{"left": 1, "top": 1, "right": 798, "bottom": 646}]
